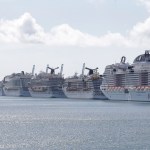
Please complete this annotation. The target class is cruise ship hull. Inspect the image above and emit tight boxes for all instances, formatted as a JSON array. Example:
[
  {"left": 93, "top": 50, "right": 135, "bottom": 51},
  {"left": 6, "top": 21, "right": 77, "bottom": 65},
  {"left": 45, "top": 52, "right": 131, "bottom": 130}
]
[
  {"left": 93, "top": 91, "right": 108, "bottom": 100},
  {"left": 63, "top": 87, "right": 107, "bottom": 99},
  {"left": 29, "top": 87, "right": 66, "bottom": 98},
  {"left": 101, "top": 87, "right": 150, "bottom": 101},
  {"left": 63, "top": 89, "right": 93, "bottom": 99},
  {"left": 3, "top": 87, "right": 31, "bottom": 97}
]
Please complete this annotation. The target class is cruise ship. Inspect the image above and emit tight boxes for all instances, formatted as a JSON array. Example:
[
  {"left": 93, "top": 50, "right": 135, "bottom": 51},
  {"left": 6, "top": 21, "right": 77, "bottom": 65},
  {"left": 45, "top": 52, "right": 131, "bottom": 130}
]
[
  {"left": 63, "top": 63, "right": 107, "bottom": 99},
  {"left": 101, "top": 50, "right": 150, "bottom": 101},
  {"left": 2, "top": 66, "right": 34, "bottom": 97},
  {"left": 0, "top": 81, "right": 4, "bottom": 96},
  {"left": 28, "top": 64, "right": 66, "bottom": 98}
]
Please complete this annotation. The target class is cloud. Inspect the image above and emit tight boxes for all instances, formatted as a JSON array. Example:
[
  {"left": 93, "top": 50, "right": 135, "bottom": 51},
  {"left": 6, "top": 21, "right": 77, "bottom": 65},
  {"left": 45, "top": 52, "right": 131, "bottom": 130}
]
[
  {"left": 0, "top": 12, "right": 126, "bottom": 47},
  {"left": 138, "top": 0, "right": 150, "bottom": 12},
  {"left": 86, "top": 0, "right": 104, "bottom": 4},
  {"left": 0, "top": 13, "right": 45, "bottom": 43},
  {"left": 129, "top": 17, "right": 150, "bottom": 48},
  {"left": 0, "top": 12, "right": 150, "bottom": 48}
]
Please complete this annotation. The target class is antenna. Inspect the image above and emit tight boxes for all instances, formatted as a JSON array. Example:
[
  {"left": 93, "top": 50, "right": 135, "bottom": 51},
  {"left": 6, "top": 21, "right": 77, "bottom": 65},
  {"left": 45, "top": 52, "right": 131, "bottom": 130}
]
[
  {"left": 60, "top": 64, "right": 64, "bottom": 76},
  {"left": 46, "top": 64, "right": 49, "bottom": 73},
  {"left": 82, "top": 63, "right": 85, "bottom": 77},
  {"left": 32, "top": 65, "right": 35, "bottom": 76}
]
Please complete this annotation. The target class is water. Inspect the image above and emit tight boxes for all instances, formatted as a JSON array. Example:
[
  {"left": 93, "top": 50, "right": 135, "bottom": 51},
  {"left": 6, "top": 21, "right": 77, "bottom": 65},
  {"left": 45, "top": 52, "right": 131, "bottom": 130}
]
[{"left": 0, "top": 97, "right": 150, "bottom": 150}]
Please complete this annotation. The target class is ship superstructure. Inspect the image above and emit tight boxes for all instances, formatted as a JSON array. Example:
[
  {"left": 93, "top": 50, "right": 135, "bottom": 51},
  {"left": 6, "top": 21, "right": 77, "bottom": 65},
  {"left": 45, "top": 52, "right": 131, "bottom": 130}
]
[
  {"left": 101, "top": 50, "right": 150, "bottom": 101},
  {"left": 28, "top": 64, "right": 66, "bottom": 98},
  {"left": 63, "top": 63, "right": 107, "bottom": 99},
  {"left": 2, "top": 68, "right": 34, "bottom": 97}
]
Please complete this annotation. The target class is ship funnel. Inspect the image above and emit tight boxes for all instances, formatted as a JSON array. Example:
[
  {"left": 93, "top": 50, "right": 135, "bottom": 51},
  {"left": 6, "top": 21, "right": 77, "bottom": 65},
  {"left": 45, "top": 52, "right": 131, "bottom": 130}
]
[
  {"left": 32, "top": 65, "right": 35, "bottom": 76},
  {"left": 82, "top": 63, "right": 85, "bottom": 77},
  {"left": 47, "top": 66, "right": 59, "bottom": 74},
  {"left": 46, "top": 64, "right": 49, "bottom": 73},
  {"left": 85, "top": 67, "right": 98, "bottom": 75},
  {"left": 60, "top": 64, "right": 64, "bottom": 76}
]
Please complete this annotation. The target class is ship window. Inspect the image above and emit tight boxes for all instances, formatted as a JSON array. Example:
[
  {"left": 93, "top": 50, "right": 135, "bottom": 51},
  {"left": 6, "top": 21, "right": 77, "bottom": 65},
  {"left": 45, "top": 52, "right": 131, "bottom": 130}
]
[
  {"left": 14, "top": 80, "right": 20, "bottom": 86},
  {"left": 83, "top": 81, "right": 87, "bottom": 88},
  {"left": 115, "top": 74, "right": 125, "bottom": 86},
  {"left": 138, "top": 56, "right": 142, "bottom": 61},
  {"left": 141, "top": 72, "right": 148, "bottom": 86},
  {"left": 136, "top": 55, "right": 143, "bottom": 62},
  {"left": 68, "top": 82, "right": 71, "bottom": 87}
]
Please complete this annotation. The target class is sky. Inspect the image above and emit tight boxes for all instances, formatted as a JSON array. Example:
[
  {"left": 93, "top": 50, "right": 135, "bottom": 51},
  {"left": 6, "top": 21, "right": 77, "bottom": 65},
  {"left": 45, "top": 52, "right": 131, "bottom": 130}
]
[{"left": 0, "top": 0, "right": 150, "bottom": 79}]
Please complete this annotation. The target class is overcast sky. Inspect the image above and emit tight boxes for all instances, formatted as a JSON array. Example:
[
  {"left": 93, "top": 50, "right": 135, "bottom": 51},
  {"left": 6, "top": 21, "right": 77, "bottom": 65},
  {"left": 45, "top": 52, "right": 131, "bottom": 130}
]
[{"left": 0, "top": 0, "right": 150, "bottom": 79}]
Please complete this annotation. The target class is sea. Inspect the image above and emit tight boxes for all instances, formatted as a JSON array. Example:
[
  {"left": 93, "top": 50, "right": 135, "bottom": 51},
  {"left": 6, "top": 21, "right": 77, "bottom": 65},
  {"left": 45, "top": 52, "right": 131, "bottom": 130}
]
[{"left": 0, "top": 96, "right": 150, "bottom": 150}]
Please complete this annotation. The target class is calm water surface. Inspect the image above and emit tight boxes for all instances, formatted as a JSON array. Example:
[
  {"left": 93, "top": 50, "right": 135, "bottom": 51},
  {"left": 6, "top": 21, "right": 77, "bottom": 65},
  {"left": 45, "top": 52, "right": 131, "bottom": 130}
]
[{"left": 0, "top": 96, "right": 150, "bottom": 150}]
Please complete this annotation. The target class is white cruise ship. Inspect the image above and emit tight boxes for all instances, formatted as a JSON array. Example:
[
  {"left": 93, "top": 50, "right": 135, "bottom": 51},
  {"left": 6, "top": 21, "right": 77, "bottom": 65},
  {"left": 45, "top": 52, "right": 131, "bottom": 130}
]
[
  {"left": 2, "top": 69, "right": 33, "bottom": 97},
  {"left": 63, "top": 63, "right": 107, "bottom": 99},
  {"left": 101, "top": 50, "right": 150, "bottom": 101},
  {"left": 28, "top": 64, "right": 66, "bottom": 98}
]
